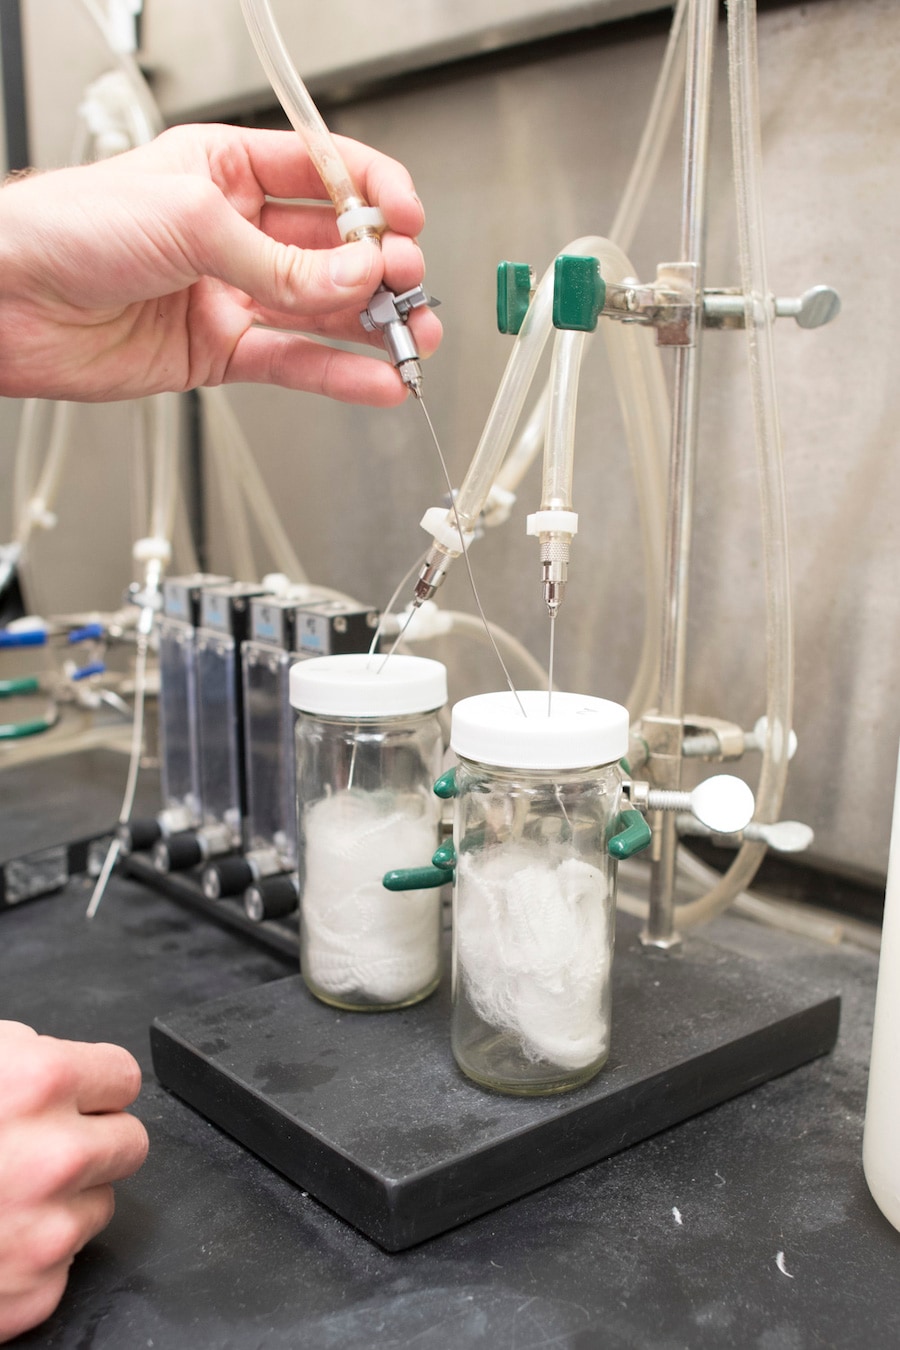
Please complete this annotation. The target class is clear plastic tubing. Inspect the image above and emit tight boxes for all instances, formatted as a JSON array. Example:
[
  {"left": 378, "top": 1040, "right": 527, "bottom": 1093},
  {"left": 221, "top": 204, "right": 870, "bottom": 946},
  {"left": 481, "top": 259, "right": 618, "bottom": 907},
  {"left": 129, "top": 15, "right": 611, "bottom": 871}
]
[
  {"left": 538, "top": 239, "right": 669, "bottom": 714},
  {"left": 148, "top": 393, "right": 179, "bottom": 545},
  {"left": 493, "top": 0, "right": 687, "bottom": 503},
  {"left": 199, "top": 387, "right": 308, "bottom": 582},
  {"left": 677, "top": 0, "right": 793, "bottom": 927},
  {"left": 542, "top": 329, "right": 582, "bottom": 512},
  {"left": 239, "top": 0, "right": 374, "bottom": 231}
]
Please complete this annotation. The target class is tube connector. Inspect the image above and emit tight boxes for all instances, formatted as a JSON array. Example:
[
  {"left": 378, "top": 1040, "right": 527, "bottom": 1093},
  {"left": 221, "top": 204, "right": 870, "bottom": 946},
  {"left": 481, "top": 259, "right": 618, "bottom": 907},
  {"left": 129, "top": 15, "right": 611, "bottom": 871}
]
[
  {"left": 526, "top": 511, "right": 578, "bottom": 616},
  {"left": 360, "top": 284, "right": 439, "bottom": 394},
  {"left": 413, "top": 546, "right": 453, "bottom": 608}
]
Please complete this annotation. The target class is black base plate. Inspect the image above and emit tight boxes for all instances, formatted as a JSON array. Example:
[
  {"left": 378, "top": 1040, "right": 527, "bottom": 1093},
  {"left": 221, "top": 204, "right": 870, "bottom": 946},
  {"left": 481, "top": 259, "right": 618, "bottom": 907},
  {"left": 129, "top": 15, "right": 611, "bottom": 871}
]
[{"left": 150, "top": 918, "right": 840, "bottom": 1251}]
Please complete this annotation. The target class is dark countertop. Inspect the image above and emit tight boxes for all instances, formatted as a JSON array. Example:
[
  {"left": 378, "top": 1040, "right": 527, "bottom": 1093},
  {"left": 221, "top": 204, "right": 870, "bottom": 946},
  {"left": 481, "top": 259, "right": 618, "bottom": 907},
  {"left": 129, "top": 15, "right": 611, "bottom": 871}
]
[{"left": 2, "top": 862, "right": 899, "bottom": 1349}]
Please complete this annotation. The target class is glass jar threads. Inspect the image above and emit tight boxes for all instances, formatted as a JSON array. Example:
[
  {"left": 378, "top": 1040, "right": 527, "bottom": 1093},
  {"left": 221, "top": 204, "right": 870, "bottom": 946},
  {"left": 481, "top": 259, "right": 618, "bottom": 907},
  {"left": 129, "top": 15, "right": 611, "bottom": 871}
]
[
  {"left": 449, "top": 690, "right": 629, "bottom": 1094},
  {"left": 290, "top": 653, "right": 447, "bottom": 1011}
]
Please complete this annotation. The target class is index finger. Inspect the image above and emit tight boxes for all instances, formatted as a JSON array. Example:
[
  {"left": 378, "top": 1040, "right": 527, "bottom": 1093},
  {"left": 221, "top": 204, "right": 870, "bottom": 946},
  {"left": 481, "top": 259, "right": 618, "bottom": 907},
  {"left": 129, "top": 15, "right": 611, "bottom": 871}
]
[
  {"left": 226, "top": 128, "right": 425, "bottom": 237},
  {"left": 42, "top": 1037, "right": 143, "bottom": 1115}
]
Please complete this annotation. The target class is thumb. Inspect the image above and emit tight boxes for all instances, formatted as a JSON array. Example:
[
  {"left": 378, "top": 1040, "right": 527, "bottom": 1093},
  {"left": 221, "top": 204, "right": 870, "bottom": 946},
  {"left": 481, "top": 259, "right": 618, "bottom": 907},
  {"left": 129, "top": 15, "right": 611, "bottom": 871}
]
[{"left": 198, "top": 200, "right": 384, "bottom": 314}]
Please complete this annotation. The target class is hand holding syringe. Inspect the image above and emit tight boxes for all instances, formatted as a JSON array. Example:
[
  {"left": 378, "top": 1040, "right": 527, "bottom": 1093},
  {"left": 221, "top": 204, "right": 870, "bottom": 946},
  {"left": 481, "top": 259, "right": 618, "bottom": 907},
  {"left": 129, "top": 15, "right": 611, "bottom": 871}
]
[{"left": 240, "top": 0, "right": 439, "bottom": 396}]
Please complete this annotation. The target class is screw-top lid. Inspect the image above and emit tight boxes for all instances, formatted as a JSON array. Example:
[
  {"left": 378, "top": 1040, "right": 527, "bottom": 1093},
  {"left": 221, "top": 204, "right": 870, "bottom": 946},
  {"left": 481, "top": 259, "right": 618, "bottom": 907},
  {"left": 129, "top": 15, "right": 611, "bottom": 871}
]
[
  {"left": 450, "top": 690, "right": 629, "bottom": 770},
  {"left": 289, "top": 653, "right": 447, "bottom": 718}
]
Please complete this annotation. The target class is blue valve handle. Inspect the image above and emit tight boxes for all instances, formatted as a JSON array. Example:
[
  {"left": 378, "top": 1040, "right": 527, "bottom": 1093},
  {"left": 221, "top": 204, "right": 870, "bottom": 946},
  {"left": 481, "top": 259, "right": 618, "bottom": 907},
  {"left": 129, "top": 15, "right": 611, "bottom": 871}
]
[
  {"left": 0, "top": 628, "right": 46, "bottom": 649},
  {"left": 68, "top": 624, "right": 105, "bottom": 644},
  {"left": 71, "top": 662, "right": 106, "bottom": 682}
]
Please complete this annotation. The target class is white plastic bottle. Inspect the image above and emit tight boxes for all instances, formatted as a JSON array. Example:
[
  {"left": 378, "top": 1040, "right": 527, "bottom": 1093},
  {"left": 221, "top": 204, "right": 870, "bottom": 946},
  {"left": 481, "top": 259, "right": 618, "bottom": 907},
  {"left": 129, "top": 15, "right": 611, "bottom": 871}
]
[{"left": 863, "top": 744, "right": 900, "bottom": 1231}]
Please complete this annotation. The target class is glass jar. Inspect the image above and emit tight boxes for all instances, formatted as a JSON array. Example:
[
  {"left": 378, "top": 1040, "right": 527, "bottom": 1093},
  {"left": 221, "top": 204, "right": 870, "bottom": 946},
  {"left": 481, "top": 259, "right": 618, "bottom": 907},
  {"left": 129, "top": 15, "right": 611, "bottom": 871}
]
[
  {"left": 290, "top": 653, "right": 447, "bottom": 1011},
  {"left": 450, "top": 689, "right": 629, "bottom": 1095}
]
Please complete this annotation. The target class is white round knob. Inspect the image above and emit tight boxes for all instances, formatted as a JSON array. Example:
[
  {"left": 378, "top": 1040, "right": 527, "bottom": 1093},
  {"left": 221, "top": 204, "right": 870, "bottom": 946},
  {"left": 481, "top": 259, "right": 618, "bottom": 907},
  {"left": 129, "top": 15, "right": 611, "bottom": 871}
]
[
  {"left": 690, "top": 775, "right": 755, "bottom": 833},
  {"left": 754, "top": 820, "right": 814, "bottom": 853},
  {"left": 753, "top": 716, "right": 798, "bottom": 761}
]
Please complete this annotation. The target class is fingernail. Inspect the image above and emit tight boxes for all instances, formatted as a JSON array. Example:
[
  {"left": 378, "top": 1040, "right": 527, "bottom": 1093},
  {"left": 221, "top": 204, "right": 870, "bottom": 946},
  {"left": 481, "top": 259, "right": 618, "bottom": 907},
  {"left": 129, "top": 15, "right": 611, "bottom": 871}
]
[{"left": 329, "top": 243, "right": 376, "bottom": 289}]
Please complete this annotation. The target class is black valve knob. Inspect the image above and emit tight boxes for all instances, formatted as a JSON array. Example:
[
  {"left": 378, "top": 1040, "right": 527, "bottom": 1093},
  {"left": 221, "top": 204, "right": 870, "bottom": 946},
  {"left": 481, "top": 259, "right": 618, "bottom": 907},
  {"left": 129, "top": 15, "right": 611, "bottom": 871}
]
[
  {"left": 117, "top": 817, "right": 161, "bottom": 854},
  {"left": 244, "top": 873, "right": 299, "bottom": 922},
  {"left": 202, "top": 855, "right": 254, "bottom": 900},
  {"left": 153, "top": 831, "right": 202, "bottom": 873}
]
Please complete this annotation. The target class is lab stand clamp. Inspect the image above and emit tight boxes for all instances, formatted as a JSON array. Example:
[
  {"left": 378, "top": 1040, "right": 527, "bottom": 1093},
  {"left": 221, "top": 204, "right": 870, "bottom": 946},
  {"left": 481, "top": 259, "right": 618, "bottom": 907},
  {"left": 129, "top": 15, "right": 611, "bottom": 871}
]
[{"left": 496, "top": 257, "right": 841, "bottom": 346}]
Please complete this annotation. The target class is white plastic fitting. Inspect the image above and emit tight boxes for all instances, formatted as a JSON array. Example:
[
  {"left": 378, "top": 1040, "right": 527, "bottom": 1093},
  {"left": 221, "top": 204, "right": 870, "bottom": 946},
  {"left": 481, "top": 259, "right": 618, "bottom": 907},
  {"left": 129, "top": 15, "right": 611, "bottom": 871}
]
[
  {"left": 420, "top": 506, "right": 476, "bottom": 553},
  {"left": 482, "top": 484, "right": 517, "bottom": 528},
  {"left": 749, "top": 715, "right": 798, "bottom": 761},
  {"left": 381, "top": 601, "right": 453, "bottom": 643},
  {"left": 525, "top": 509, "right": 579, "bottom": 537},
  {"left": 133, "top": 536, "right": 172, "bottom": 565},
  {"left": 336, "top": 206, "right": 386, "bottom": 242},
  {"left": 27, "top": 498, "right": 57, "bottom": 531}
]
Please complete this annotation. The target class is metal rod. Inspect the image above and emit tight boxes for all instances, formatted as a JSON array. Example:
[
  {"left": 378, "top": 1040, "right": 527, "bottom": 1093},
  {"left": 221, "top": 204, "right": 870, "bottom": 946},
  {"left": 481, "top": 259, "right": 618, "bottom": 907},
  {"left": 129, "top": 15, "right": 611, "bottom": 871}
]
[{"left": 644, "top": 0, "right": 718, "bottom": 948}]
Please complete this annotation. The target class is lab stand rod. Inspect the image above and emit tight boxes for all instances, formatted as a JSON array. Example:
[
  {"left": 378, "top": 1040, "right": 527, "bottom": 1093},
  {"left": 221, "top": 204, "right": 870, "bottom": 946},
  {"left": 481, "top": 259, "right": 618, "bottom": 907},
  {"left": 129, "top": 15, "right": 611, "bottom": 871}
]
[{"left": 645, "top": 0, "right": 718, "bottom": 948}]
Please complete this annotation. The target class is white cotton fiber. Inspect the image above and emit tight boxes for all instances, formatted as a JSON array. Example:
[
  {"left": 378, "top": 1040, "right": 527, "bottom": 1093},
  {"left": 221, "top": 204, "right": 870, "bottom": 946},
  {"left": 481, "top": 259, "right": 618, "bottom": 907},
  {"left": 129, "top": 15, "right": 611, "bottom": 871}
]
[
  {"left": 302, "top": 789, "right": 440, "bottom": 1004},
  {"left": 456, "top": 843, "right": 610, "bottom": 1070}
]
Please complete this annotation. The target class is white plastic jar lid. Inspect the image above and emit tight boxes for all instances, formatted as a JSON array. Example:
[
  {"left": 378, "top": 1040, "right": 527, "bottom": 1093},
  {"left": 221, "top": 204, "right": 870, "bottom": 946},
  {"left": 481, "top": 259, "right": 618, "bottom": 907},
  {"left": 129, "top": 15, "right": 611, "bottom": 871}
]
[
  {"left": 450, "top": 690, "right": 629, "bottom": 770},
  {"left": 289, "top": 653, "right": 448, "bottom": 718}
]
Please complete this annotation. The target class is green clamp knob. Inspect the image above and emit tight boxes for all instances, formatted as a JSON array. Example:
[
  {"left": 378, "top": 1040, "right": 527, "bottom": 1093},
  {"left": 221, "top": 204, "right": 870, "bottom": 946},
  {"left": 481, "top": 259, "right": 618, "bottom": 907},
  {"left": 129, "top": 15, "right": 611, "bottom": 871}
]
[
  {"left": 432, "top": 841, "right": 457, "bottom": 870},
  {"left": 382, "top": 866, "right": 450, "bottom": 892},
  {"left": 0, "top": 676, "right": 41, "bottom": 697},
  {"left": 608, "top": 809, "right": 652, "bottom": 860},
  {"left": 552, "top": 255, "right": 606, "bottom": 332},
  {"left": 497, "top": 261, "right": 534, "bottom": 335},
  {"left": 433, "top": 767, "right": 459, "bottom": 799}
]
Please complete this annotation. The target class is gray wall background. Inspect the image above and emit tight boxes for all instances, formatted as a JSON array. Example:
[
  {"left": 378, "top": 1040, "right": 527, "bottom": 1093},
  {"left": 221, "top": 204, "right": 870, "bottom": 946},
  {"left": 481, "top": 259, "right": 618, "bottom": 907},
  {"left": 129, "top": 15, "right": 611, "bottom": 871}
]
[{"left": 6, "top": 0, "right": 898, "bottom": 884}]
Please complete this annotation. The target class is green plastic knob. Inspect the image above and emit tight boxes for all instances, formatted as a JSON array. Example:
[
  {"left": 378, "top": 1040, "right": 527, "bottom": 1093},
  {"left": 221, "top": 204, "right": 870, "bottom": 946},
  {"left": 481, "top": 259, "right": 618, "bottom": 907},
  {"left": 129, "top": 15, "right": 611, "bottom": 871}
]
[
  {"left": 432, "top": 841, "right": 457, "bottom": 870},
  {"left": 382, "top": 866, "right": 449, "bottom": 892},
  {"left": 608, "top": 809, "right": 652, "bottom": 860},
  {"left": 433, "top": 767, "right": 459, "bottom": 799},
  {"left": 552, "top": 255, "right": 606, "bottom": 332},
  {"left": 0, "top": 676, "right": 41, "bottom": 697},
  {"left": 497, "top": 261, "right": 534, "bottom": 335}
]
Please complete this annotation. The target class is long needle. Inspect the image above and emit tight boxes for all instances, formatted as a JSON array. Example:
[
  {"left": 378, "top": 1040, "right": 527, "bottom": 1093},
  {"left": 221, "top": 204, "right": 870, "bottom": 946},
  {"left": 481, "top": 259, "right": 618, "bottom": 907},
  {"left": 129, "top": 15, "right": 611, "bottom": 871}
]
[
  {"left": 368, "top": 548, "right": 429, "bottom": 665},
  {"left": 547, "top": 612, "right": 556, "bottom": 718},
  {"left": 416, "top": 394, "right": 526, "bottom": 718}
]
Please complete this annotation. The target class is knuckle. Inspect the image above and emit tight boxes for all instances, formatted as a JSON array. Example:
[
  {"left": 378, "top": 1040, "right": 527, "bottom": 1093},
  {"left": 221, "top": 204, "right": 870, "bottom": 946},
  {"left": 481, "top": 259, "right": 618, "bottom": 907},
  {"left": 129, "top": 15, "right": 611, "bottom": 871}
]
[
  {"left": 23, "top": 1207, "right": 85, "bottom": 1272},
  {"left": 43, "top": 1132, "right": 91, "bottom": 1193},
  {"left": 16, "top": 1042, "right": 77, "bottom": 1113}
]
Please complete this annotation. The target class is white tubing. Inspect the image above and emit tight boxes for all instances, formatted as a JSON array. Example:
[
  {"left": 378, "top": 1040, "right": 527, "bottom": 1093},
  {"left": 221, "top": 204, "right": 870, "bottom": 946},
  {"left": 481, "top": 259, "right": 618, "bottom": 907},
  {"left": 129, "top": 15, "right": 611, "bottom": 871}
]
[
  {"left": 444, "top": 611, "right": 550, "bottom": 690},
  {"left": 76, "top": 0, "right": 162, "bottom": 142},
  {"left": 199, "top": 387, "right": 308, "bottom": 583},
  {"left": 147, "top": 394, "right": 179, "bottom": 546},
  {"left": 493, "top": 0, "right": 687, "bottom": 505},
  {"left": 610, "top": 0, "right": 689, "bottom": 252},
  {"left": 676, "top": 0, "right": 794, "bottom": 928}
]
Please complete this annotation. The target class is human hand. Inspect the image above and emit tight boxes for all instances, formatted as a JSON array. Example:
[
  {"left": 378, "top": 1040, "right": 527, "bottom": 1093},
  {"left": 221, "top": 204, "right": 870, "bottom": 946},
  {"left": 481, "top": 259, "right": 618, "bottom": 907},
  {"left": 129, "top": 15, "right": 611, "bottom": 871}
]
[
  {"left": 0, "top": 123, "right": 441, "bottom": 406},
  {"left": 0, "top": 1021, "right": 149, "bottom": 1343}
]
